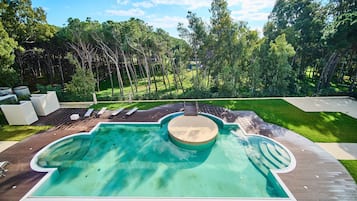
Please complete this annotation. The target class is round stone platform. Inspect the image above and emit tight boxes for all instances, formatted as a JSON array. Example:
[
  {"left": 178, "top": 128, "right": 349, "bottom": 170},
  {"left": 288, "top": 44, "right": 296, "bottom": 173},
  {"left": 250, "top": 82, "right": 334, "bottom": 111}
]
[{"left": 168, "top": 115, "right": 218, "bottom": 146}]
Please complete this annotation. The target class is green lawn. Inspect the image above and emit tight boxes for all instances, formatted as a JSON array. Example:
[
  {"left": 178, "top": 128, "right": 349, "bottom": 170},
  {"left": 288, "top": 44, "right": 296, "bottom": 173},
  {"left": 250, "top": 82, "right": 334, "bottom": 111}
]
[
  {"left": 204, "top": 99, "right": 357, "bottom": 143},
  {"left": 340, "top": 160, "right": 357, "bottom": 183},
  {"left": 0, "top": 125, "right": 52, "bottom": 141},
  {"left": 96, "top": 71, "right": 195, "bottom": 100}
]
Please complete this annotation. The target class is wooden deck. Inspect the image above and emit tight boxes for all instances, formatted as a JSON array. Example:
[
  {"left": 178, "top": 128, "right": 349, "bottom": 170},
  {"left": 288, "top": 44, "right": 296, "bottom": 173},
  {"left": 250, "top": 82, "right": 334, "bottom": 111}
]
[{"left": 0, "top": 103, "right": 356, "bottom": 201}]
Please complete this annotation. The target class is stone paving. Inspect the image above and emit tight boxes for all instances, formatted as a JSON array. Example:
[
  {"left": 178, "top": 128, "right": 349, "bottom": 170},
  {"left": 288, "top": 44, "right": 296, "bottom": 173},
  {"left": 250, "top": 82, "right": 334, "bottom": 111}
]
[{"left": 284, "top": 96, "right": 357, "bottom": 119}]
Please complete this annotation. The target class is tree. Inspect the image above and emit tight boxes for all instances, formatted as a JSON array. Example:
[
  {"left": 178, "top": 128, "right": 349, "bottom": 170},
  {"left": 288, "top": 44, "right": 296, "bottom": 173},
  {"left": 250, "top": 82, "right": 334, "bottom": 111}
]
[
  {"left": 0, "top": 21, "right": 18, "bottom": 86},
  {"left": 266, "top": 0, "right": 326, "bottom": 81},
  {"left": 0, "top": 0, "right": 56, "bottom": 84},
  {"left": 318, "top": 0, "right": 357, "bottom": 91},
  {"left": 208, "top": 0, "right": 240, "bottom": 94},
  {"left": 264, "top": 34, "right": 296, "bottom": 95},
  {"left": 178, "top": 11, "right": 207, "bottom": 88},
  {"left": 64, "top": 53, "right": 95, "bottom": 100}
]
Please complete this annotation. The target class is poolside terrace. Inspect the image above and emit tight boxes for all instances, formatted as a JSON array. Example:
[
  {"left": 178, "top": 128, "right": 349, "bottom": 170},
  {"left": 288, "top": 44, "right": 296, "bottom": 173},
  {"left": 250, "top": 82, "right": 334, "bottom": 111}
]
[{"left": 0, "top": 103, "right": 356, "bottom": 201}]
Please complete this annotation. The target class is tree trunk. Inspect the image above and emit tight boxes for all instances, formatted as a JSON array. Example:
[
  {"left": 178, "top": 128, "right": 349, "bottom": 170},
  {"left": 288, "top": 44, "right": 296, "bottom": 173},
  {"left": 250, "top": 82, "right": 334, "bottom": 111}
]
[
  {"left": 104, "top": 55, "right": 114, "bottom": 97},
  {"left": 150, "top": 61, "right": 158, "bottom": 93},
  {"left": 129, "top": 55, "right": 138, "bottom": 92},
  {"left": 115, "top": 63, "right": 124, "bottom": 97},
  {"left": 58, "top": 54, "right": 65, "bottom": 87},
  {"left": 317, "top": 51, "right": 341, "bottom": 91},
  {"left": 95, "top": 61, "right": 100, "bottom": 92},
  {"left": 121, "top": 49, "right": 135, "bottom": 96}
]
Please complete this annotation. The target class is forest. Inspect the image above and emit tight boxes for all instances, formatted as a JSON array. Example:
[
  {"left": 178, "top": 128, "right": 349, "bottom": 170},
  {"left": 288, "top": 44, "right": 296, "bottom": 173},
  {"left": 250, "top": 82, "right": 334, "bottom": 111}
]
[{"left": 0, "top": 0, "right": 356, "bottom": 101}]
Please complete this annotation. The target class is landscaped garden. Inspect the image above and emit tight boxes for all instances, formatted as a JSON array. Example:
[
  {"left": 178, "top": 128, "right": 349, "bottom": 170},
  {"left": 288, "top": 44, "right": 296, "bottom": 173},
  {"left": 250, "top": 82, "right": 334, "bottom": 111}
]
[{"left": 0, "top": 0, "right": 356, "bottom": 200}]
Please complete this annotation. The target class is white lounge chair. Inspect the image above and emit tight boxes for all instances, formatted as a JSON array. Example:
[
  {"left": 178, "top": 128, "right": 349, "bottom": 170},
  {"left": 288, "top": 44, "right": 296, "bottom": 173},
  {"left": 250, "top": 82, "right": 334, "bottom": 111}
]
[
  {"left": 0, "top": 161, "right": 9, "bottom": 177},
  {"left": 111, "top": 108, "right": 124, "bottom": 116},
  {"left": 96, "top": 107, "right": 107, "bottom": 117},
  {"left": 84, "top": 108, "right": 94, "bottom": 118},
  {"left": 123, "top": 107, "right": 138, "bottom": 118}
]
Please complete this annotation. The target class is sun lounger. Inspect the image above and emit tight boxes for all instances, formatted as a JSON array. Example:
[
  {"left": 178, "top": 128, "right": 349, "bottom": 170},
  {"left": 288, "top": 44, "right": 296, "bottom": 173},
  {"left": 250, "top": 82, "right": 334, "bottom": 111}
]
[
  {"left": 96, "top": 107, "right": 107, "bottom": 118},
  {"left": 111, "top": 108, "right": 124, "bottom": 116},
  {"left": 0, "top": 161, "right": 9, "bottom": 177},
  {"left": 122, "top": 107, "right": 138, "bottom": 119},
  {"left": 84, "top": 108, "right": 94, "bottom": 118}
]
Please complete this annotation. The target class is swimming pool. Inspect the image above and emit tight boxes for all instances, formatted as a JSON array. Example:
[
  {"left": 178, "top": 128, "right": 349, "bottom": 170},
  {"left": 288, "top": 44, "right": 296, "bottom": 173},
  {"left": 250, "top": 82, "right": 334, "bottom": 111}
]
[{"left": 24, "top": 112, "right": 296, "bottom": 200}]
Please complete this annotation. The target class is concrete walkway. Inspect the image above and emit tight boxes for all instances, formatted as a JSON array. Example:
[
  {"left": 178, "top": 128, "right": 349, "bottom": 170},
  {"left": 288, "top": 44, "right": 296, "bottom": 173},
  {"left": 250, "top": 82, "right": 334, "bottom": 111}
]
[
  {"left": 284, "top": 96, "right": 357, "bottom": 119},
  {"left": 284, "top": 96, "right": 357, "bottom": 160},
  {"left": 316, "top": 143, "right": 357, "bottom": 160},
  {"left": 0, "top": 141, "right": 17, "bottom": 153}
]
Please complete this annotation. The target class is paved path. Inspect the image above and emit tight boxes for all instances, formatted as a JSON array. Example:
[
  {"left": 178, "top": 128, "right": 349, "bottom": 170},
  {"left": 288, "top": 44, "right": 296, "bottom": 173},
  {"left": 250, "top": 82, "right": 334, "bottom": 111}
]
[
  {"left": 0, "top": 141, "right": 17, "bottom": 153},
  {"left": 316, "top": 143, "right": 357, "bottom": 160},
  {"left": 284, "top": 96, "right": 357, "bottom": 118}
]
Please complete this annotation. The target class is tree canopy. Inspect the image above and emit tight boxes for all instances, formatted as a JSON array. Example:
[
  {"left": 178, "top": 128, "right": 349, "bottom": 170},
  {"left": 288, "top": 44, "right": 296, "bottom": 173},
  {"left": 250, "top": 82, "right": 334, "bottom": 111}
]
[{"left": 0, "top": 0, "right": 355, "bottom": 100}]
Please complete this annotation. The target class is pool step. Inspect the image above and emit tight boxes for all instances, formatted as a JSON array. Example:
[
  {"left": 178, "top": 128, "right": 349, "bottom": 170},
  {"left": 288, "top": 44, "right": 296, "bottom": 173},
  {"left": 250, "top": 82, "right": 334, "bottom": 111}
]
[
  {"left": 245, "top": 138, "right": 291, "bottom": 176},
  {"left": 259, "top": 142, "right": 287, "bottom": 169},
  {"left": 266, "top": 143, "right": 290, "bottom": 165}
]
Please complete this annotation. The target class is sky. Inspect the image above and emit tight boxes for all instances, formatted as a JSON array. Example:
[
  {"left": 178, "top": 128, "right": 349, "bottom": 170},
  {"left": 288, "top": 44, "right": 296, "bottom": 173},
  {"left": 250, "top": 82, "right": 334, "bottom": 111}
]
[{"left": 32, "top": 0, "right": 276, "bottom": 38}]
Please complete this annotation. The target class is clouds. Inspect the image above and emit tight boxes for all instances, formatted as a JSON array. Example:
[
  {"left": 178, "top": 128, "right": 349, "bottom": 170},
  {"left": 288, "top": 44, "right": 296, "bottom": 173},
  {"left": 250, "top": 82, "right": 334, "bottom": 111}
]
[
  {"left": 110, "top": 0, "right": 274, "bottom": 21},
  {"left": 133, "top": 1, "right": 154, "bottom": 8},
  {"left": 151, "top": 0, "right": 211, "bottom": 10},
  {"left": 230, "top": 0, "right": 275, "bottom": 21},
  {"left": 104, "top": 0, "right": 275, "bottom": 36},
  {"left": 116, "top": 0, "right": 129, "bottom": 5},
  {"left": 106, "top": 8, "right": 145, "bottom": 17},
  {"left": 147, "top": 16, "right": 188, "bottom": 28}
]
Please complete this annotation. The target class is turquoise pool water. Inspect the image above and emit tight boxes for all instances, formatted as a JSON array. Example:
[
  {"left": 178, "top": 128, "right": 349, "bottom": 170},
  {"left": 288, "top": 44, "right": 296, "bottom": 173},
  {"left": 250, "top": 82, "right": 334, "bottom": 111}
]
[{"left": 31, "top": 114, "right": 292, "bottom": 198}]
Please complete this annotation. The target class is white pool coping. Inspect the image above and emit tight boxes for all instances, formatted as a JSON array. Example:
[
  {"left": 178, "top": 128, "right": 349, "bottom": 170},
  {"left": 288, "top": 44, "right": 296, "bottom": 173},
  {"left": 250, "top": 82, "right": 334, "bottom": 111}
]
[{"left": 21, "top": 112, "right": 297, "bottom": 201}]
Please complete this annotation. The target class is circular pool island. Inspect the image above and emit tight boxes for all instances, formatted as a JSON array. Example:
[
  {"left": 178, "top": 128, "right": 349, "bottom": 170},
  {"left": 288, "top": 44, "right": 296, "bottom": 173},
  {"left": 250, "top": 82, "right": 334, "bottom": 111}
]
[{"left": 168, "top": 115, "right": 218, "bottom": 149}]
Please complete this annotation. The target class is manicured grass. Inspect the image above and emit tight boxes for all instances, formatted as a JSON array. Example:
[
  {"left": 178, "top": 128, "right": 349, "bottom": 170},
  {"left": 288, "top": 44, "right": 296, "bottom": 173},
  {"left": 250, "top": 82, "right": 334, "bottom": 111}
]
[
  {"left": 203, "top": 99, "right": 357, "bottom": 143},
  {"left": 0, "top": 125, "right": 52, "bottom": 141},
  {"left": 340, "top": 160, "right": 357, "bottom": 183},
  {"left": 96, "top": 71, "right": 195, "bottom": 100}
]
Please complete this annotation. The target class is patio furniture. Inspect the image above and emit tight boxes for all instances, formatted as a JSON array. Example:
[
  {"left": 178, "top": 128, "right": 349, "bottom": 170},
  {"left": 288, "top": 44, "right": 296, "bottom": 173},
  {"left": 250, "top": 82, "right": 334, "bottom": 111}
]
[
  {"left": 123, "top": 107, "right": 138, "bottom": 118},
  {"left": 0, "top": 101, "right": 38, "bottom": 125},
  {"left": 96, "top": 107, "right": 107, "bottom": 118},
  {"left": 0, "top": 161, "right": 9, "bottom": 177},
  {"left": 84, "top": 108, "right": 94, "bottom": 118},
  {"left": 111, "top": 108, "right": 124, "bottom": 116}
]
